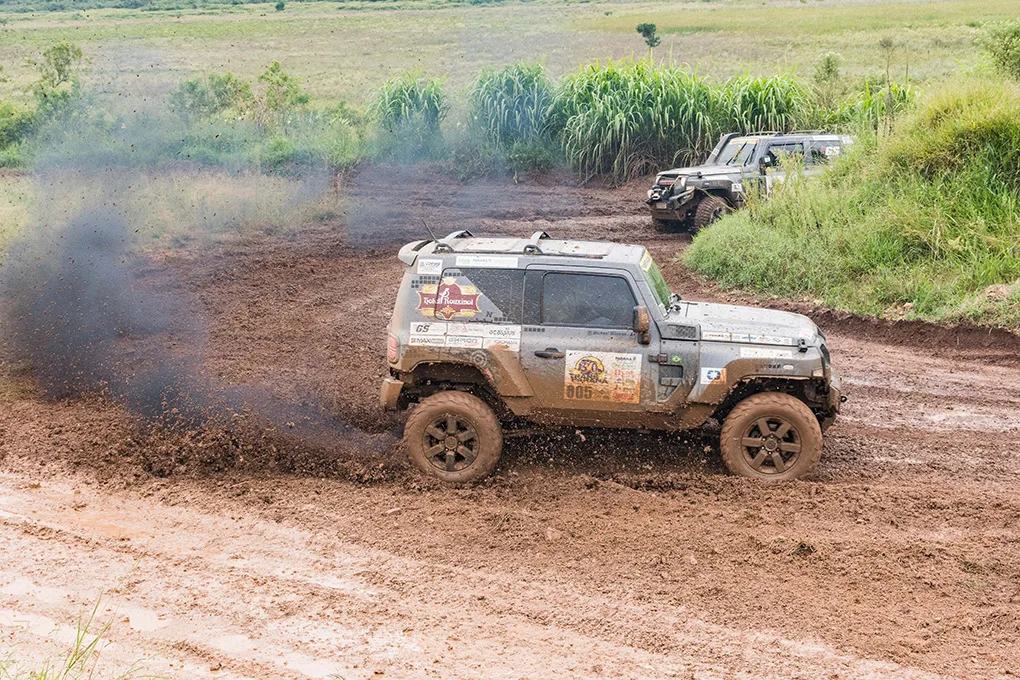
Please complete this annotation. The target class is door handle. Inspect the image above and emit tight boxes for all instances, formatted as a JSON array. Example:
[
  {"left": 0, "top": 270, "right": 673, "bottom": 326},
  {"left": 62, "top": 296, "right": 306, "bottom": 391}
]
[{"left": 534, "top": 348, "right": 565, "bottom": 359}]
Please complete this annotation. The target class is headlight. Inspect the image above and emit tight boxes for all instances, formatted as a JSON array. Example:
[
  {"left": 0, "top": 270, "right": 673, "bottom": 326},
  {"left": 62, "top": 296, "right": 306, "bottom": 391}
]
[{"left": 675, "top": 176, "right": 687, "bottom": 189}]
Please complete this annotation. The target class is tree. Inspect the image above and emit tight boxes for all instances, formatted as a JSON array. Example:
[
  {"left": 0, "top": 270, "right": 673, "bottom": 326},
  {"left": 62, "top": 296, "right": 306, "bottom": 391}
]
[
  {"left": 275, "top": 0, "right": 285, "bottom": 10},
  {"left": 36, "top": 42, "right": 85, "bottom": 90},
  {"left": 636, "top": 23, "right": 661, "bottom": 50},
  {"left": 812, "top": 52, "right": 844, "bottom": 106},
  {"left": 29, "top": 42, "right": 86, "bottom": 119}
]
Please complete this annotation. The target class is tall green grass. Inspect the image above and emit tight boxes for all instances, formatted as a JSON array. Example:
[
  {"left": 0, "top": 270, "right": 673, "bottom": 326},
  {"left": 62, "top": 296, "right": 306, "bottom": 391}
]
[
  {"left": 469, "top": 61, "right": 552, "bottom": 148},
  {"left": 547, "top": 60, "right": 817, "bottom": 181},
  {"left": 548, "top": 59, "right": 720, "bottom": 180},
  {"left": 372, "top": 69, "right": 448, "bottom": 134},
  {"left": 684, "top": 78, "right": 1020, "bottom": 329},
  {"left": 722, "top": 73, "right": 810, "bottom": 134}
]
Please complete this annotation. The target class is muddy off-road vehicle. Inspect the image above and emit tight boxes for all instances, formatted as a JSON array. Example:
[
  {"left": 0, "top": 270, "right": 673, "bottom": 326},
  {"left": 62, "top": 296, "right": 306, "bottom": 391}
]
[
  {"left": 381, "top": 231, "right": 843, "bottom": 483},
  {"left": 647, "top": 131, "right": 853, "bottom": 232}
]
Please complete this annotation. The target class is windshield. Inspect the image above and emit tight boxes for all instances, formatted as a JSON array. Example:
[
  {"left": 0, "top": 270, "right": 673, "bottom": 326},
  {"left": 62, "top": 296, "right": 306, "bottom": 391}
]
[
  {"left": 715, "top": 137, "right": 759, "bottom": 166},
  {"left": 639, "top": 250, "right": 672, "bottom": 309}
]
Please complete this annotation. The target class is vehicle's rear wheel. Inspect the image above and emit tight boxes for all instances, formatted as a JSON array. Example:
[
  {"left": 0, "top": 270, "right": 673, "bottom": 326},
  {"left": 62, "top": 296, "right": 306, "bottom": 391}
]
[
  {"left": 404, "top": 391, "right": 503, "bottom": 483},
  {"left": 719, "top": 392, "right": 822, "bottom": 481},
  {"left": 652, "top": 218, "right": 684, "bottom": 233},
  {"left": 690, "top": 196, "right": 729, "bottom": 233}
]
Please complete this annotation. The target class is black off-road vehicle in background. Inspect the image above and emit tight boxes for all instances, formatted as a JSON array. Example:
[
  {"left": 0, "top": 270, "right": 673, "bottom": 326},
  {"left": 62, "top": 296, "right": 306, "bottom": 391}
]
[{"left": 647, "top": 131, "right": 853, "bottom": 233}]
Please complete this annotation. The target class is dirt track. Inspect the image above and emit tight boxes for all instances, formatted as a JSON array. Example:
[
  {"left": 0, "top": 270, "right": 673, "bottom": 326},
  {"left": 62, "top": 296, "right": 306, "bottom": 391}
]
[{"left": 1, "top": 172, "right": 1019, "bottom": 679}]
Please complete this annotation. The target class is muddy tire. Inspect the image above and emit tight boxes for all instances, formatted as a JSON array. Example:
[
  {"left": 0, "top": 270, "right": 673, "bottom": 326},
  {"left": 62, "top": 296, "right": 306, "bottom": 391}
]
[
  {"left": 719, "top": 392, "right": 822, "bottom": 482},
  {"left": 652, "top": 218, "right": 684, "bottom": 234},
  {"left": 690, "top": 196, "right": 728, "bottom": 233},
  {"left": 404, "top": 391, "right": 503, "bottom": 484}
]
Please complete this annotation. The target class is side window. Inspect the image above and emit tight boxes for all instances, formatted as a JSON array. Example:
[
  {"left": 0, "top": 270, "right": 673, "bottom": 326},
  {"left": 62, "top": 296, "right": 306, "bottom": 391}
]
[
  {"left": 808, "top": 140, "right": 842, "bottom": 165},
  {"left": 541, "top": 273, "right": 637, "bottom": 329},
  {"left": 762, "top": 142, "right": 804, "bottom": 169},
  {"left": 415, "top": 268, "right": 524, "bottom": 323}
]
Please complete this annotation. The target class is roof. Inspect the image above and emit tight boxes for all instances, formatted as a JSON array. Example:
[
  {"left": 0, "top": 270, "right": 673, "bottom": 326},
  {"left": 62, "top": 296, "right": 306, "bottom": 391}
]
[{"left": 398, "top": 230, "right": 646, "bottom": 267}]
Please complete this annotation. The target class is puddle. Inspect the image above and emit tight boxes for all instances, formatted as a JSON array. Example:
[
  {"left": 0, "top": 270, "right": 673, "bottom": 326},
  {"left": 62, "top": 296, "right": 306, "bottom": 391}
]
[
  {"left": 117, "top": 603, "right": 169, "bottom": 632},
  {"left": 209, "top": 633, "right": 348, "bottom": 679},
  {"left": 0, "top": 575, "right": 65, "bottom": 604}
]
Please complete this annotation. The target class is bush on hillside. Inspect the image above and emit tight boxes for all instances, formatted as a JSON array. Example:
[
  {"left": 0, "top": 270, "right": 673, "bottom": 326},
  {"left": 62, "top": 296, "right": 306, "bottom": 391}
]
[
  {"left": 981, "top": 20, "right": 1020, "bottom": 81},
  {"left": 684, "top": 78, "right": 1020, "bottom": 328}
]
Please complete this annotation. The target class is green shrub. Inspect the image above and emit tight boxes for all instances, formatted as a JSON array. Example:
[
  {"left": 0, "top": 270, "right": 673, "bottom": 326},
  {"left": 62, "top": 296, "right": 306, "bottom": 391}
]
[
  {"left": 469, "top": 62, "right": 552, "bottom": 148},
  {"left": 169, "top": 72, "right": 252, "bottom": 120},
  {"left": 684, "top": 78, "right": 1020, "bottom": 328},
  {"left": 372, "top": 69, "right": 448, "bottom": 133},
  {"left": 0, "top": 103, "right": 34, "bottom": 149},
  {"left": 981, "top": 20, "right": 1020, "bottom": 81},
  {"left": 829, "top": 80, "right": 916, "bottom": 130}
]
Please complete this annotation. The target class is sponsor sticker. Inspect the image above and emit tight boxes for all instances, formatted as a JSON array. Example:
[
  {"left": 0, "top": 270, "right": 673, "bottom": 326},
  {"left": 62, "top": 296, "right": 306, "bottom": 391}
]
[
  {"left": 455, "top": 255, "right": 518, "bottom": 269},
  {"left": 407, "top": 322, "right": 523, "bottom": 353},
  {"left": 702, "top": 331, "right": 730, "bottom": 342},
  {"left": 417, "top": 258, "right": 443, "bottom": 276},
  {"left": 408, "top": 334, "right": 447, "bottom": 348},
  {"left": 700, "top": 367, "right": 727, "bottom": 385},
  {"left": 409, "top": 322, "right": 448, "bottom": 336},
  {"left": 748, "top": 334, "right": 795, "bottom": 346},
  {"left": 483, "top": 337, "right": 520, "bottom": 352},
  {"left": 564, "top": 351, "right": 642, "bottom": 404},
  {"left": 740, "top": 347, "right": 794, "bottom": 359},
  {"left": 416, "top": 278, "right": 482, "bottom": 320},
  {"left": 445, "top": 336, "right": 484, "bottom": 349},
  {"left": 447, "top": 323, "right": 522, "bottom": 339}
]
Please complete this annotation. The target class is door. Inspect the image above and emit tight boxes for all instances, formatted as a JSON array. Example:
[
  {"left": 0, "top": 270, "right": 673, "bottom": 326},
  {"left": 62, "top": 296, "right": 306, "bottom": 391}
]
[{"left": 518, "top": 268, "right": 658, "bottom": 425}]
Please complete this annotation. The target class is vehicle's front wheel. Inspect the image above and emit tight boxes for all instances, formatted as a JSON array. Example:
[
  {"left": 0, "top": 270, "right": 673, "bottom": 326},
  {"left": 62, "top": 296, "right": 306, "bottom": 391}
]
[
  {"left": 719, "top": 392, "right": 822, "bottom": 481},
  {"left": 404, "top": 391, "right": 503, "bottom": 483},
  {"left": 690, "top": 196, "right": 729, "bottom": 233}
]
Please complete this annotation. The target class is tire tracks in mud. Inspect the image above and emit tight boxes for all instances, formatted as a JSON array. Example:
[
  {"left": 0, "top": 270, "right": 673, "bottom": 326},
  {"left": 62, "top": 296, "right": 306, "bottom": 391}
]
[{"left": 0, "top": 475, "right": 952, "bottom": 680}]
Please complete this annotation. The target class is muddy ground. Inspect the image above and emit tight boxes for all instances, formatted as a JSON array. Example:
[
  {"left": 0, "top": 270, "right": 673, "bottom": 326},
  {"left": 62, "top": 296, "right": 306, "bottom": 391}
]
[{"left": 1, "top": 171, "right": 1019, "bottom": 680}]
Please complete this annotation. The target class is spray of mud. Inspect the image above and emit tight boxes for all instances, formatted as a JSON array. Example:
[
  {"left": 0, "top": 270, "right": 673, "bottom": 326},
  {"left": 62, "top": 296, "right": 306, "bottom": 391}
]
[{"left": 0, "top": 117, "right": 397, "bottom": 477}]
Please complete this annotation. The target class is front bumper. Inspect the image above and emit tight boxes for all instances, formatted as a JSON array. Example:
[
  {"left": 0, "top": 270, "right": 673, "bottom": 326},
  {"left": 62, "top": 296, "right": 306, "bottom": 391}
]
[
  {"left": 647, "top": 187, "right": 696, "bottom": 220},
  {"left": 380, "top": 378, "right": 404, "bottom": 411},
  {"left": 820, "top": 367, "right": 844, "bottom": 431}
]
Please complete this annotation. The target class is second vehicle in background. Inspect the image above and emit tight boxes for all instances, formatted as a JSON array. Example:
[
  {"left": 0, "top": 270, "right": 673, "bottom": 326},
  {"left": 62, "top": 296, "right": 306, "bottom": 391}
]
[{"left": 647, "top": 131, "right": 853, "bottom": 233}]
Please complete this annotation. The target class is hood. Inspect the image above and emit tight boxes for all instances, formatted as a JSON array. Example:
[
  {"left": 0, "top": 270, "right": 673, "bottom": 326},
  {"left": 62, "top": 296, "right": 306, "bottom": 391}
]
[
  {"left": 670, "top": 301, "right": 817, "bottom": 346},
  {"left": 661, "top": 164, "right": 746, "bottom": 178}
]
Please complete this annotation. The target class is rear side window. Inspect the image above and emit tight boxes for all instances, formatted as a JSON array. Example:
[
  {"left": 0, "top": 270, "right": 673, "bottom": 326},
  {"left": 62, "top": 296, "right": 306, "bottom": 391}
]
[
  {"left": 415, "top": 268, "right": 524, "bottom": 323},
  {"left": 541, "top": 273, "right": 636, "bottom": 329},
  {"left": 807, "top": 140, "right": 843, "bottom": 164}
]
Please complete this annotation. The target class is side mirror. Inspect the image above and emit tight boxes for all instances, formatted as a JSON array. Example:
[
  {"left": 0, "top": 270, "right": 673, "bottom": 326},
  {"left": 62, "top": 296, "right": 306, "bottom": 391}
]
[{"left": 633, "top": 305, "right": 651, "bottom": 344}]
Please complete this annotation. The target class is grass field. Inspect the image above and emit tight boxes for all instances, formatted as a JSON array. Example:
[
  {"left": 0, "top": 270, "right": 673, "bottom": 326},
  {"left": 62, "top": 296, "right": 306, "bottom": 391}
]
[{"left": 0, "top": 0, "right": 1006, "bottom": 113}]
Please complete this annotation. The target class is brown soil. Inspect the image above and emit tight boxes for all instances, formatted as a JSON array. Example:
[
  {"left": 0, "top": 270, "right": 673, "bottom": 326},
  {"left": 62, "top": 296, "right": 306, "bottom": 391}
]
[{"left": 2, "top": 170, "right": 1019, "bottom": 680}]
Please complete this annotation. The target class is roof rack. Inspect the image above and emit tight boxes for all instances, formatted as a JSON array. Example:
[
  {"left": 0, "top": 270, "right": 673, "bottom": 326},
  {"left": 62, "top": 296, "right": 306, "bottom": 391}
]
[
  {"left": 433, "top": 229, "right": 473, "bottom": 253},
  {"left": 523, "top": 230, "right": 550, "bottom": 255}
]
